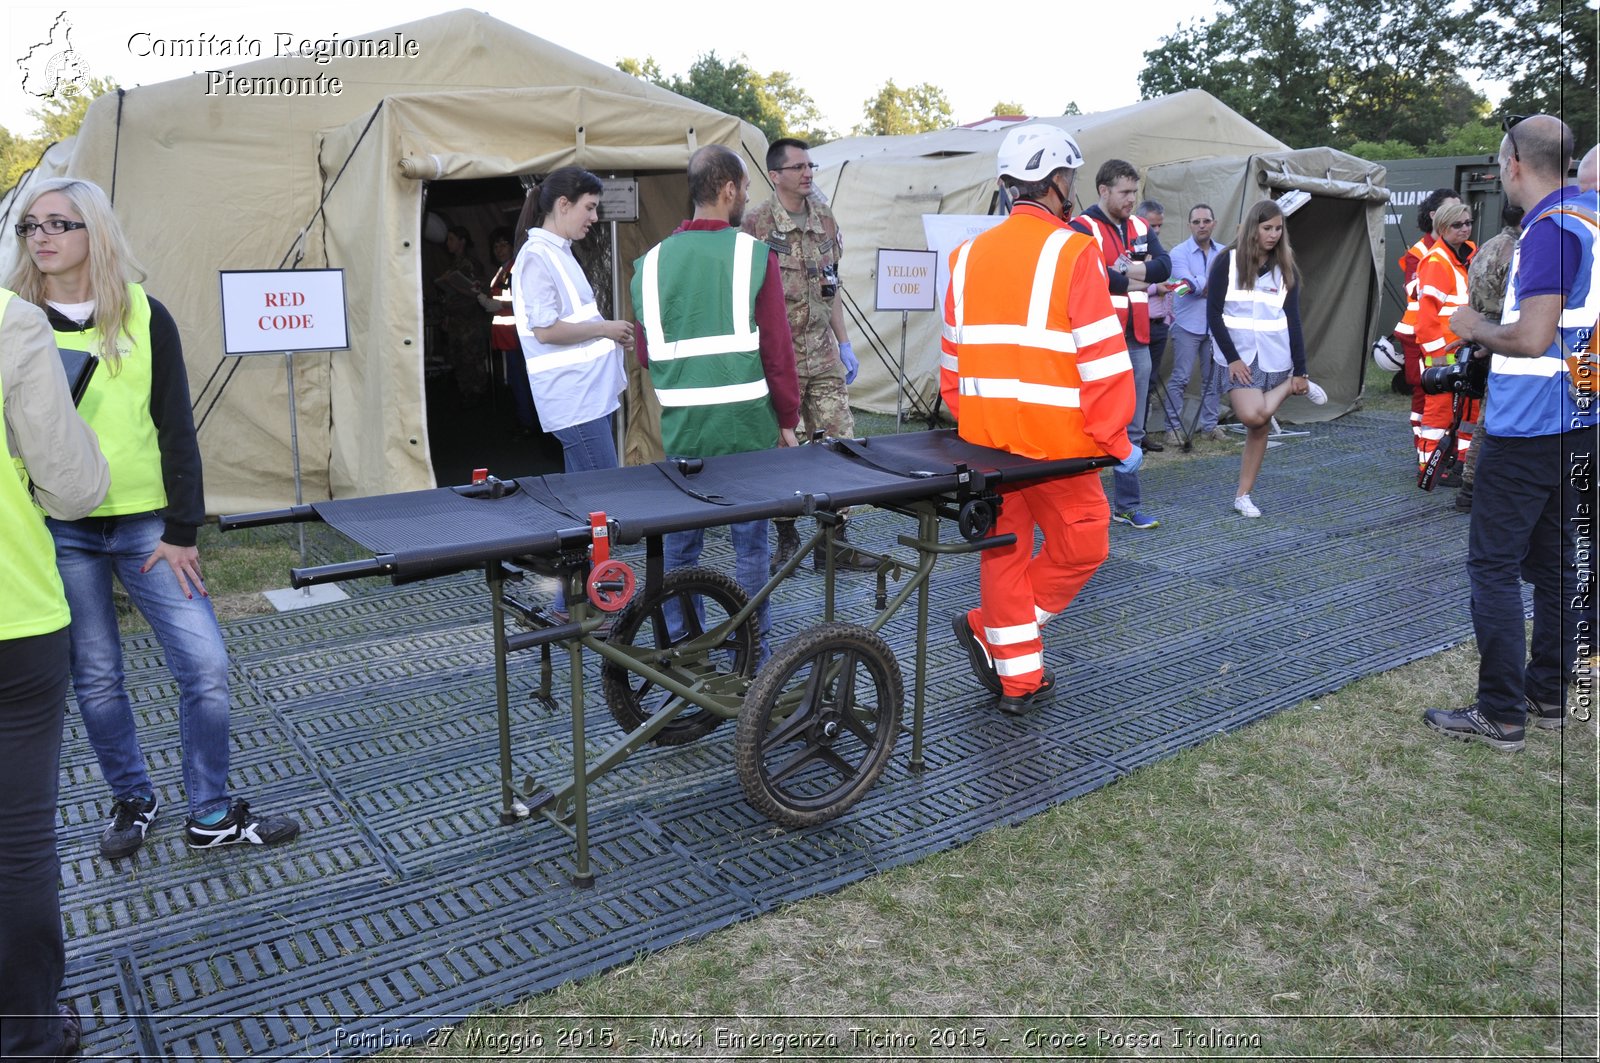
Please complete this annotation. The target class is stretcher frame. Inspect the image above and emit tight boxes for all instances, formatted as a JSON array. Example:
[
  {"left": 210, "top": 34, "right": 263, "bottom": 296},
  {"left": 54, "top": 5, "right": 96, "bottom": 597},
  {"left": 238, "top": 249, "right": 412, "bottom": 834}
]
[{"left": 223, "top": 431, "right": 1108, "bottom": 886}]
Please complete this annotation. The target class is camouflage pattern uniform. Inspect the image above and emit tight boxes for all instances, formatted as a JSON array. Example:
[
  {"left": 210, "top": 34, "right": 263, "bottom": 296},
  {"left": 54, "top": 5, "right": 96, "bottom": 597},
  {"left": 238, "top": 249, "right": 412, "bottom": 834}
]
[
  {"left": 742, "top": 195, "right": 854, "bottom": 439},
  {"left": 1467, "top": 227, "right": 1518, "bottom": 318},
  {"left": 1458, "top": 226, "right": 1520, "bottom": 496}
]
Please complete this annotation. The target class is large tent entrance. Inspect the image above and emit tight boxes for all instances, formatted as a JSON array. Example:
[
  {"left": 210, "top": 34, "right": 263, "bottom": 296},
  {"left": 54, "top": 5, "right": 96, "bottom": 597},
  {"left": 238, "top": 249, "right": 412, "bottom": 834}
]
[{"left": 420, "top": 175, "right": 564, "bottom": 484}]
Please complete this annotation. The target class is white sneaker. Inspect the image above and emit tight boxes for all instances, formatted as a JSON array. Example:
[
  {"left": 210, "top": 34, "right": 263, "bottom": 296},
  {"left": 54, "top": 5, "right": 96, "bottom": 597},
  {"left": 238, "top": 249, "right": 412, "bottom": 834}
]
[
  {"left": 1233, "top": 494, "right": 1262, "bottom": 518},
  {"left": 1305, "top": 378, "right": 1327, "bottom": 405}
]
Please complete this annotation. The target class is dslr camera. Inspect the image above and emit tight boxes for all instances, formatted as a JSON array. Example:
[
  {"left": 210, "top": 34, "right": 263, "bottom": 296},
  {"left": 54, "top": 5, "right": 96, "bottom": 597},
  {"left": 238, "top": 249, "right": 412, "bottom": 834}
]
[{"left": 1419, "top": 343, "right": 1488, "bottom": 400}]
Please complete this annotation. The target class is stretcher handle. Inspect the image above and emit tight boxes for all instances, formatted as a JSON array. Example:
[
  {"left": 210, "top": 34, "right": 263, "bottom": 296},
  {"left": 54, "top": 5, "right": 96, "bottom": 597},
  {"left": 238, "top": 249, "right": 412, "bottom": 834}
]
[
  {"left": 290, "top": 557, "right": 394, "bottom": 588},
  {"left": 218, "top": 504, "right": 320, "bottom": 531}
]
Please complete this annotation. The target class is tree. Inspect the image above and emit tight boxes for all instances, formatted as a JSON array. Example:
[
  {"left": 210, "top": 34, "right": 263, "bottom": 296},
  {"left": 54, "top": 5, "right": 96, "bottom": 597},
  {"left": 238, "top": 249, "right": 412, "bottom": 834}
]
[
  {"left": 1317, "top": 0, "right": 1484, "bottom": 147},
  {"left": 1137, "top": 0, "right": 1491, "bottom": 152},
  {"left": 762, "top": 70, "right": 831, "bottom": 144},
  {"left": 854, "top": 80, "right": 953, "bottom": 136},
  {"left": 616, "top": 56, "right": 665, "bottom": 84},
  {"left": 1, "top": 74, "right": 116, "bottom": 194},
  {"left": 616, "top": 53, "right": 832, "bottom": 143},
  {"left": 991, "top": 101, "right": 1027, "bottom": 117},
  {"left": 1139, "top": 0, "right": 1334, "bottom": 148},
  {"left": 1472, "top": 0, "right": 1597, "bottom": 150},
  {"left": 1062, "top": 101, "right": 1083, "bottom": 116}
]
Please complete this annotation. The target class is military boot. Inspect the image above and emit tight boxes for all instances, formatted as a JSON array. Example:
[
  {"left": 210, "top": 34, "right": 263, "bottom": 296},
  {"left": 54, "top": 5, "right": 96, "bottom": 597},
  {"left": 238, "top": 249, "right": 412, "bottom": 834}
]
[
  {"left": 771, "top": 520, "right": 802, "bottom": 575},
  {"left": 813, "top": 520, "right": 876, "bottom": 571}
]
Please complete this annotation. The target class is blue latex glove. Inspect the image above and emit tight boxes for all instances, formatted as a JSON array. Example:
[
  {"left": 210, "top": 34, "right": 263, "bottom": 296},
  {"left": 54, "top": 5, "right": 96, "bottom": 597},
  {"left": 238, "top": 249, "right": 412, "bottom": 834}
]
[
  {"left": 1114, "top": 443, "right": 1143, "bottom": 475},
  {"left": 838, "top": 340, "right": 859, "bottom": 385}
]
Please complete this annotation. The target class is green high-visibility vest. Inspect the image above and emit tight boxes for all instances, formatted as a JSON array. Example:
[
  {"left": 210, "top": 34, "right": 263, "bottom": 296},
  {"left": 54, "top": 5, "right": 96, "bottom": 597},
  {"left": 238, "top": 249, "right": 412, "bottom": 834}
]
[
  {"left": 57, "top": 283, "right": 166, "bottom": 517},
  {"left": 632, "top": 228, "right": 776, "bottom": 457}
]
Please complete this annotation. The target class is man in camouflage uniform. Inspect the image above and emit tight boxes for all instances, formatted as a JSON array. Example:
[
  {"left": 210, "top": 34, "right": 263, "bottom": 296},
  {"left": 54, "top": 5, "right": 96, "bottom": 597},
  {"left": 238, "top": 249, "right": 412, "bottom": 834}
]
[
  {"left": 1454, "top": 201, "right": 1525, "bottom": 511},
  {"left": 743, "top": 137, "right": 873, "bottom": 572}
]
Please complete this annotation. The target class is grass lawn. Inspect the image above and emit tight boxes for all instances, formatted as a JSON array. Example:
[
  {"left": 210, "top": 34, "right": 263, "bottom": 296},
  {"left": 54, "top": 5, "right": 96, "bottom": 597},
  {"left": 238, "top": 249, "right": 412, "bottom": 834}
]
[{"left": 378, "top": 637, "right": 1595, "bottom": 1060}]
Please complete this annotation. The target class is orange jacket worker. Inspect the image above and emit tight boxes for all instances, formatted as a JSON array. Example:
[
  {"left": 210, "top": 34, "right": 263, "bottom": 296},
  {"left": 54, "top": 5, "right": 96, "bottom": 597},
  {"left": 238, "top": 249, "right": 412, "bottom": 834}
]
[{"left": 941, "top": 124, "right": 1137, "bottom": 716}]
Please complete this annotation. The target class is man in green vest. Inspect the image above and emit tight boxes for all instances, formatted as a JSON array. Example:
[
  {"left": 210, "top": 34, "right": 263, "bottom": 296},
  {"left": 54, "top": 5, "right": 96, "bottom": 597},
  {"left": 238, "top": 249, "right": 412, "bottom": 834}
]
[
  {"left": 1, "top": 290, "right": 109, "bottom": 1061},
  {"left": 631, "top": 143, "right": 800, "bottom": 645}
]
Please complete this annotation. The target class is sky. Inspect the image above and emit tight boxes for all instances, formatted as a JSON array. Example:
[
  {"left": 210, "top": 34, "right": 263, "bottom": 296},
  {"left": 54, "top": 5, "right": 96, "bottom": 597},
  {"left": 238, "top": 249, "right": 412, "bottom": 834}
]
[{"left": 2, "top": 0, "right": 1230, "bottom": 138}]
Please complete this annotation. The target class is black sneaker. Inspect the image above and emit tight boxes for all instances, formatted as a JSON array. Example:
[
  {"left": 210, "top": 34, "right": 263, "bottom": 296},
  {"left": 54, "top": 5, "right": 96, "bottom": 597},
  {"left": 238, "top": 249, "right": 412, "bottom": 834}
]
[
  {"left": 1143, "top": 435, "right": 1166, "bottom": 452},
  {"left": 1527, "top": 695, "right": 1566, "bottom": 731},
  {"left": 998, "top": 668, "right": 1057, "bottom": 717},
  {"left": 1422, "top": 705, "right": 1525, "bottom": 751},
  {"left": 100, "top": 794, "right": 159, "bottom": 859},
  {"left": 184, "top": 798, "right": 301, "bottom": 849},
  {"left": 951, "top": 612, "right": 1001, "bottom": 695}
]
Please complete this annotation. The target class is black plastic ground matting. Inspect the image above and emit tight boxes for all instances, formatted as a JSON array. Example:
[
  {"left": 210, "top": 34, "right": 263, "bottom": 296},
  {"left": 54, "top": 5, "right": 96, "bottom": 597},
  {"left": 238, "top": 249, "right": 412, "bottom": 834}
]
[{"left": 55, "top": 409, "right": 1500, "bottom": 1060}]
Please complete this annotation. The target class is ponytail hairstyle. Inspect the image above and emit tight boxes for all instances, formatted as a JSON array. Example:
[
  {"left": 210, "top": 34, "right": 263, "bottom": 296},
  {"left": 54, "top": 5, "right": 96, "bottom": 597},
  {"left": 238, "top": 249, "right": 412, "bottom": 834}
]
[
  {"left": 6, "top": 177, "right": 146, "bottom": 369},
  {"left": 535, "top": 166, "right": 604, "bottom": 229},
  {"left": 1232, "top": 199, "right": 1297, "bottom": 293}
]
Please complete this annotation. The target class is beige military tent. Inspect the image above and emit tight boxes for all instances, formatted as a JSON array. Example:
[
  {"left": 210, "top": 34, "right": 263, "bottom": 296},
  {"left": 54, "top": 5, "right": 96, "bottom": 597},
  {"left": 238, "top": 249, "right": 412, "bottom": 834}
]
[
  {"left": 0, "top": 8, "right": 767, "bottom": 512},
  {"left": 811, "top": 92, "right": 1388, "bottom": 426}
]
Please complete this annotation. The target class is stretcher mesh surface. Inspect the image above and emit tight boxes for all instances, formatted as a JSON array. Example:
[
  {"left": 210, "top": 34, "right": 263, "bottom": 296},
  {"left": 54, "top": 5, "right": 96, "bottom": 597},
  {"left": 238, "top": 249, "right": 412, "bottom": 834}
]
[
  {"left": 305, "top": 431, "right": 1104, "bottom": 578},
  {"left": 57, "top": 411, "right": 1497, "bottom": 1059}
]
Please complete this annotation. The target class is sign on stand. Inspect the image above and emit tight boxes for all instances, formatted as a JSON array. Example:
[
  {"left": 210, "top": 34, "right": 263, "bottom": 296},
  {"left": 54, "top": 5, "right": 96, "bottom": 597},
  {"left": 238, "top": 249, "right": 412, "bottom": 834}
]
[
  {"left": 874, "top": 248, "right": 939, "bottom": 429},
  {"left": 219, "top": 269, "right": 350, "bottom": 609}
]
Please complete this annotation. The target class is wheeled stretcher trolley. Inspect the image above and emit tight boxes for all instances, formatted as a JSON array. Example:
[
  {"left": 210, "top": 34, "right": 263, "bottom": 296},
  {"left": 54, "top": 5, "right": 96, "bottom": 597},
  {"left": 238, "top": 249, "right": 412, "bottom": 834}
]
[{"left": 223, "top": 430, "right": 1108, "bottom": 886}]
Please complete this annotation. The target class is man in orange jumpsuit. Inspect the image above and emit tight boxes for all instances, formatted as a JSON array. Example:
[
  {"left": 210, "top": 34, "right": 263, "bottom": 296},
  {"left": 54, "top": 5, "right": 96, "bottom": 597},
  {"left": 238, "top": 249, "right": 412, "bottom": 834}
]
[{"left": 942, "top": 125, "right": 1139, "bottom": 715}]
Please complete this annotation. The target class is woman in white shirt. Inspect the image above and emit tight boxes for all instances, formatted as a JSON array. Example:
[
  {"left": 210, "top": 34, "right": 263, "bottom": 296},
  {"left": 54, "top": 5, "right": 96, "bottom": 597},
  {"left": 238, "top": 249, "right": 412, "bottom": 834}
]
[
  {"left": 1205, "top": 200, "right": 1311, "bottom": 518},
  {"left": 510, "top": 166, "right": 633, "bottom": 615}
]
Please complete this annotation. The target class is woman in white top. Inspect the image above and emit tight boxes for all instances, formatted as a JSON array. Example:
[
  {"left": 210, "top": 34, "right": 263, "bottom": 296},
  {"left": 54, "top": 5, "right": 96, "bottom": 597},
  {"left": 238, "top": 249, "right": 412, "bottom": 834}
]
[
  {"left": 1206, "top": 200, "right": 1312, "bottom": 518},
  {"left": 510, "top": 166, "right": 633, "bottom": 615}
]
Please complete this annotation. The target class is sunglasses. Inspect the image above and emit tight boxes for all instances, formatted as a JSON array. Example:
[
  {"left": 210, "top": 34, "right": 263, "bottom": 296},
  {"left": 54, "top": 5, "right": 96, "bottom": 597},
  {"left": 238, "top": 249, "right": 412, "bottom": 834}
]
[{"left": 1502, "top": 114, "right": 1526, "bottom": 162}]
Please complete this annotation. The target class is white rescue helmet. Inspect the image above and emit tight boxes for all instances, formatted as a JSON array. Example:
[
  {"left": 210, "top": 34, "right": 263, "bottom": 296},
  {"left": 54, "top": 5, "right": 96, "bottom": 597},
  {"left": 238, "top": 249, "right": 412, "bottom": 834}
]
[
  {"left": 1372, "top": 335, "right": 1404, "bottom": 373},
  {"left": 996, "top": 125, "right": 1085, "bottom": 182}
]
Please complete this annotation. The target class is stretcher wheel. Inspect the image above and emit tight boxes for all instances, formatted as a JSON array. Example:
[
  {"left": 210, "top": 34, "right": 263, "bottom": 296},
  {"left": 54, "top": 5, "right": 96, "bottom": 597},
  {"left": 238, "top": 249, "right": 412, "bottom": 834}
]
[
  {"left": 601, "top": 567, "right": 757, "bottom": 745},
  {"left": 958, "top": 498, "right": 995, "bottom": 541},
  {"left": 586, "top": 557, "right": 636, "bottom": 612},
  {"left": 733, "top": 622, "right": 903, "bottom": 828}
]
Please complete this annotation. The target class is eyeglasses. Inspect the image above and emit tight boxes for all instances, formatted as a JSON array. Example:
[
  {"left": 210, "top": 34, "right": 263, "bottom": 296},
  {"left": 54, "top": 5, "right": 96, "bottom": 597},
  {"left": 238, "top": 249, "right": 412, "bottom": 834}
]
[
  {"left": 15, "top": 219, "right": 87, "bottom": 238},
  {"left": 1502, "top": 114, "right": 1526, "bottom": 162},
  {"left": 773, "top": 162, "right": 818, "bottom": 173},
  {"left": 1447, "top": 220, "right": 1473, "bottom": 229}
]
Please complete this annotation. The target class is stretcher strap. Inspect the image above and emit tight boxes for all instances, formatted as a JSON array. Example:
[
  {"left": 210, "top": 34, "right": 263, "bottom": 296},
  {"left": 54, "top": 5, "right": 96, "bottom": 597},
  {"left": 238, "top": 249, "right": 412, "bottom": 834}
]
[
  {"left": 519, "top": 477, "right": 586, "bottom": 523},
  {"left": 653, "top": 461, "right": 733, "bottom": 506},
  {"left": 827, "top": 437, "right": 938, "bottom": 480}
]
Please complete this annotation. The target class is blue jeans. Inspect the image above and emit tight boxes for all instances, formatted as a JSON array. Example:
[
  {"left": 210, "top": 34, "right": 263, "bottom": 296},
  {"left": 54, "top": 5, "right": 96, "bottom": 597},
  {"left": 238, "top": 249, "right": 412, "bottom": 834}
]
[
  {"left": 1468, "top": 431, "right": 1593, "bottom": 725},
  {"left": 552, "top": 413, "right": 618, "bottom": 611},
  {"left": 1113, "top": 341, "right": 1151, "bottom": 512},
  {"left": 1163, "top": 326, "right": 1223, "bottom": 433},
  {"left": 663, "top": 520, "right": 772, "bottom": 642},
  {"left": 46, "top": 513, "right": 232, "bottom": 819}
]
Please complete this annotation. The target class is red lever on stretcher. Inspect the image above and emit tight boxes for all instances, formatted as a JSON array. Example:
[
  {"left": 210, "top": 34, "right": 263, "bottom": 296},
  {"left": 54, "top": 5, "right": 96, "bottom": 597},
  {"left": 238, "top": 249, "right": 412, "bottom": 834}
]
[{"left": 585, "top": 510, "right": 635, "bottom": 612}]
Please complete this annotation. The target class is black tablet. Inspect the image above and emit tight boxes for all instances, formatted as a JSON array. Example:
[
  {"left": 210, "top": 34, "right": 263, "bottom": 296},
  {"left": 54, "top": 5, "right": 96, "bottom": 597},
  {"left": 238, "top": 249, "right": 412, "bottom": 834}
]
[{"left": 58, "top": 347, "right": 96, "bottom": 405}]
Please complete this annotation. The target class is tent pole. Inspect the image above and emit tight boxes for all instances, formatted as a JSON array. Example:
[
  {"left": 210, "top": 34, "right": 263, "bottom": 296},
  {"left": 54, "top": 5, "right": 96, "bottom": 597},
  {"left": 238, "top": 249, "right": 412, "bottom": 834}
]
[
  {"left": 285, "top": 351, "right": 309, "bottom": 582},
  {"left": 610, "top": 217, "right": 626, "bottom": 459}
]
